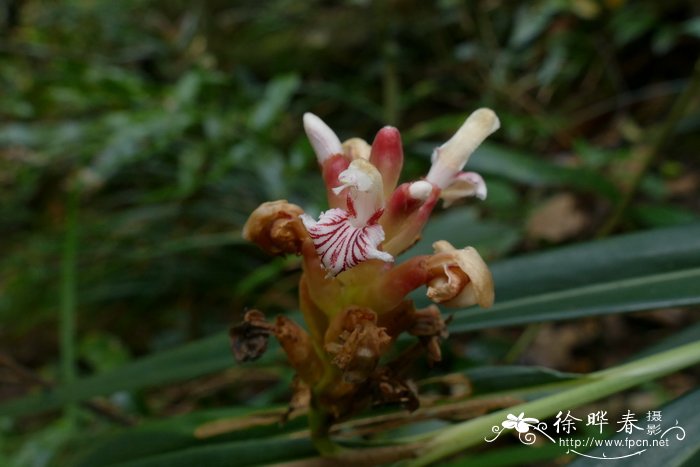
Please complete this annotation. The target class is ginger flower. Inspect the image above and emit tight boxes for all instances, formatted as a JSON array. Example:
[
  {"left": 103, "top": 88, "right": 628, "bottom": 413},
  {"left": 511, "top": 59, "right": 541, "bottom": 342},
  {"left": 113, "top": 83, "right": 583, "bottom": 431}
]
[{"left": 238, "top": 108, "right": 499, "bottom": 453}]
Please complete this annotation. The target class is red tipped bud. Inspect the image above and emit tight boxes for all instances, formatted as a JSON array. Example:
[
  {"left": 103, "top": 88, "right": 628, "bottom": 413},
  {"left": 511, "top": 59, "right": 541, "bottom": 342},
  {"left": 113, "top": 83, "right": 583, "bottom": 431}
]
[{"left": 370, "top": 126, "right": 404, "bottom": 198}]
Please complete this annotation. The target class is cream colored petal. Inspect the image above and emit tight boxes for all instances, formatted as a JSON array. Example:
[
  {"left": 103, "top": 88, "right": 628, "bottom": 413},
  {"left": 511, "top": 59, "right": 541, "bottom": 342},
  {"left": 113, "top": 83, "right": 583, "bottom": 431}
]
[
  {"left": 429, "top": 241, "right": 494, "bottom": 308},
  {"left": 440, "top": 171, "right": 487, "bottom": 207},
  {"left": 426, "top": 108, "right": 500, "bottom": 189},
  {"left": 342, "top": 138, "right": 371, "bottom": 161}
]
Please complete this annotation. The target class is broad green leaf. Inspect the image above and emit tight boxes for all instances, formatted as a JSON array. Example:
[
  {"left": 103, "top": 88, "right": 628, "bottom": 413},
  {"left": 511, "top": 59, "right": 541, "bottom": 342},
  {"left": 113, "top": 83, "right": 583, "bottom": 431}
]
[
  {"left": 74, "top": 407, "right": 307, "bottom": 467},
  {"left": 103, "top": 437, "right": 315, "bottom": 467},
  {"left": 490, "top": 223, "right": 700, "bottom": 302},
  {"left": 464, "top": 366, "right": 579, "bottom": 395},
  {"left": 631, "top": 204, "right": 700, "bottom": 228},
  {"left": 569, "top": 388, "right": 700, "bottom": 467},
  {"left": 448, "top": 267, "right": 700, "bottom": 332},
  {"left": 441, "top": 443, "right": 565, "bottom": 467},
  {"left": 0, "top": 334, "right": 233, "bottom": 418}
]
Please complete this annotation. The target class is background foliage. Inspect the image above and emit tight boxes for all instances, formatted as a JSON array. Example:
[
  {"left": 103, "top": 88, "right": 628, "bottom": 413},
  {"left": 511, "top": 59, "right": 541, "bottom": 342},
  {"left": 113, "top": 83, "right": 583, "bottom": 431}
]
[{"left": 1, "top": 0, "right": 699, "bottom": 466}]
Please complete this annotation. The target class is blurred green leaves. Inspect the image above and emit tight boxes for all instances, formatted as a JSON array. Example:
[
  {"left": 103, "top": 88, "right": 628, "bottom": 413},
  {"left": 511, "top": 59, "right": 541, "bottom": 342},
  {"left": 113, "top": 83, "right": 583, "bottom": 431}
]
[
  {"left": 2, "top": 1, "right": 699, "bottom": 465},
  {"left": 4, "top": 223, "right": 699, "bottom": 419}
]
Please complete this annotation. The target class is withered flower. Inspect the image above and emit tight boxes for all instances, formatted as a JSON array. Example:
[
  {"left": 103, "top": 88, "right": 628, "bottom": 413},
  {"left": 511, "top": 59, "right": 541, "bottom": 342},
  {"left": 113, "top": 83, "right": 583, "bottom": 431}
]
[
  {"left": 236, "top": 109, "right": 499, "bottom": 453},
  {"left": 229, "top": 310, "right": 273, "bottom": 362},
  {"left": 242, "top": 200, "right": 306, "bottom": 255}
]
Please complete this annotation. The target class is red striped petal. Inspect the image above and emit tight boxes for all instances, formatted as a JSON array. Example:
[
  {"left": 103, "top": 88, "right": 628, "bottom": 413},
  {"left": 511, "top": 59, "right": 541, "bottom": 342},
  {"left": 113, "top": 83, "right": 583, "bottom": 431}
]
[{"left": 301, "top": 209, "right": 393, "bottom": 276}]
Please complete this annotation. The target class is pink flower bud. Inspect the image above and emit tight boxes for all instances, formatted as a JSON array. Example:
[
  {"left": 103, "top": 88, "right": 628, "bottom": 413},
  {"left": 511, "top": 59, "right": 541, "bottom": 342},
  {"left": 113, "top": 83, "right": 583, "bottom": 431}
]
[{"left": 369, "top": 126, "right": 404, "bottom": 199}]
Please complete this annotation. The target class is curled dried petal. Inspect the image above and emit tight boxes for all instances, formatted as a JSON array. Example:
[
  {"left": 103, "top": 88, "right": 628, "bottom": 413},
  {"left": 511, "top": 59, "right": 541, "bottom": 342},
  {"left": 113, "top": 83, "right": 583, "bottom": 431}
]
[
  {"left": 242, "top": 200, "right": 307, "bottom": 255},
  {"left": 229, "top": 310, "right": 274, "bottom": 363},
  {"left": 324, "top": 307, "right": 392, "bottom": 384},
  {"left": 274, "top": 315, "right": 323, "bottom": 384},
  {"left": 426, "top": 265, "right": 470, "bottom": 303},
  {"left": 282, "top": 376, "right": 311, "bottom": 423},
  {"left": 371, "top": 367, "right": 419, "bottom": 412},
  {"left": 427, "top": 240, "right": 494, "bottom": 308},
  {"left": 409, "top": 305, "right": 448, "bottom": 338},
  {"left": 408, "top": 305, "right": 449, "bottom": 364}
]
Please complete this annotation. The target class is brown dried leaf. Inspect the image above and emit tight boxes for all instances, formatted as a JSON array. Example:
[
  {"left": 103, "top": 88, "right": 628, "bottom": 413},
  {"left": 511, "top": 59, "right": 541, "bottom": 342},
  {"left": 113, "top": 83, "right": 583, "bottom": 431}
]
[
  {"left": 325, "top": 307, "right": 392, "bottom": 384},
  {"left": 371, "top": 368, "right": 419, "bottom": 412},
  {"left": 229, "top": 310, "right": 274, "bottom": 363},
  {"left": 526, "top": 193, "right": 588, "bottom": 242},
  {"left": 274, "top": 315, "right": 323, "bottom": 385}
]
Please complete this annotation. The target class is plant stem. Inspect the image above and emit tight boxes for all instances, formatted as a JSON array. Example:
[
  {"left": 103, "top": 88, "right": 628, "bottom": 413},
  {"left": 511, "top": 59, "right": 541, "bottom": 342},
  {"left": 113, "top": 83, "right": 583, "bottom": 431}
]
[
  {"left": 308, "top": 395, "right": 342, "bottom": 455},
  {"left": 503, "top": 323, "right": 541, "bottom": 364},
  {"left": 598, "top": 58, "right": 700, "bottom": 236},
  {"left": 61, "top": 186, "right": 79, "bottom": 427},
  {"left": 406, "top": 339, "right": 700, "bottom": 466}
]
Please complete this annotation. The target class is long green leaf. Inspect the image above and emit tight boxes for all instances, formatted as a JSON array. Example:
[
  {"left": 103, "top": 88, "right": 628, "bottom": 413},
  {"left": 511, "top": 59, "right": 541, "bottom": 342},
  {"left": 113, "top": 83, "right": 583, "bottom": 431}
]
[
  {"left": 449, "top": 267, "right": 700, "bottom": 332},
  {"left": 569, "top": 388, "right": 700, "bottom": 467},
  {"left": 75, "top": 407, "right": 307, "bottom": 467},
  {"left": 0, "top": 334, "right": 232, "bottom": 417},
  {"left": 490, "top": 222, "right": 700, "bottom": 302},
  {"left": 107, "top": 437, "right": 315, "bottom": 467},
  {"left": 407, "top": 340, "right": 700, "bottom": 466}
]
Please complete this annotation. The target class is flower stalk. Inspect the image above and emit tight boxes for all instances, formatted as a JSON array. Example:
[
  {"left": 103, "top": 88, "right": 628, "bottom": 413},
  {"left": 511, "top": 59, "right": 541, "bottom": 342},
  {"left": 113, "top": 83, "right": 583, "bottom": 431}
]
[{"left": 237, "top": 109, "right": 500, "bottom": 453}]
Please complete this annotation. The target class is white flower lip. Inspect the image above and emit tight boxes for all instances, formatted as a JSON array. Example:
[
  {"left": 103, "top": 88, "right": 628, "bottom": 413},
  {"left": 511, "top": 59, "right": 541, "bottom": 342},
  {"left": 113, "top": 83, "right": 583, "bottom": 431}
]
[
  {"left": 333, "top": 163, "right": 373, "bottom": 194},
  {"left": 440, "top": 171, "right": 487, "bottom": 207},
  {"left": 303, "top": 112, "right": 343, "bottom": 163},
  {"left": 300, "top": 209, "right": 393, "bottom": 277},
  {"left": 426, "top": 108, "right": 500, "bottom": 189}
]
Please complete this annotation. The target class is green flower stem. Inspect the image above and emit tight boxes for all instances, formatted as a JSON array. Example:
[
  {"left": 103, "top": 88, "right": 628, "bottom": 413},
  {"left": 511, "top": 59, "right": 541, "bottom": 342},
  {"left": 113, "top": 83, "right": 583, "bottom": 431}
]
[
  {"left": 61, "top": 186, "right": 79, "bottom": 427},
  {"left": 308, "top": 394, "right": 343, "bottom": 455},
  {"left": 406, "top": 339, "right": 700, "bottom": 466}
]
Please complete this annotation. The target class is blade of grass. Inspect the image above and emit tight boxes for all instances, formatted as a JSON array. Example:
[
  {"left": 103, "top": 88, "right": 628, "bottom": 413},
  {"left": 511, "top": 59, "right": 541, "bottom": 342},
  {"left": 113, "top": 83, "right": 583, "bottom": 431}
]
[
  {"left": 61, "top": 186, "right": 79, "bottom": 427},
  {"left": 406, "top": 340, "right": 700, "bottom": 466}
]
